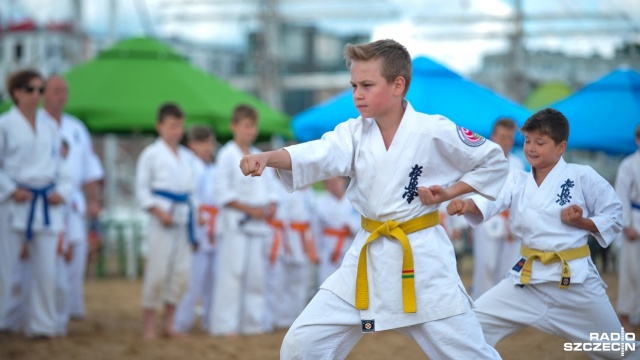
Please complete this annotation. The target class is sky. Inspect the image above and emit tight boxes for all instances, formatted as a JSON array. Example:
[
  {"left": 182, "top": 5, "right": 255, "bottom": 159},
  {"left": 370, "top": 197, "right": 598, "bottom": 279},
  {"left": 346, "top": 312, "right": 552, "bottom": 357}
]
[{"left": 2, "top": 0, "right": 640, "bottom": 75}]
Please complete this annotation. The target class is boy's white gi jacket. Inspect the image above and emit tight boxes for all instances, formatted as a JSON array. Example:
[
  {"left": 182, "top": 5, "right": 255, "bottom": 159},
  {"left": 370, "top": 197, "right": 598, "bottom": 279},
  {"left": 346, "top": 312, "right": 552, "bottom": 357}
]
[
  {"left": 468, "top": 158, "right": 622, "bottom": 285},
  {"left": 136, "top": 139, "right": 196, "bottom": 226},
  {"left": 0, "top": 107, "right": 73, "bottom": 234},
  {"left": 276, "top": 101, "right": 509, "bottom": 331}
]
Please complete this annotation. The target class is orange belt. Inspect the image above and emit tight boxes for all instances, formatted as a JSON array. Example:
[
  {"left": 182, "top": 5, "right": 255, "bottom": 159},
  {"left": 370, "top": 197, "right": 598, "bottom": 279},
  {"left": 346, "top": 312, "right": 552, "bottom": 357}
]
[
  {"left": 199, "top": 205, "right": 219, "bottom": 239},
  {"left": 290, "top": 221, "right": 318, "bottom": 263},
  {"left": 323, "top": 227, "right": 351, "bottom": 263},
  {"left": 268, "top": 219, "right": 286, "bottom": 265},
  {"left": 499, "top": 209, "right": 512, "bottom": 242},
  {"left": 57, "top": 231, "right": 65, "bottom": 255}
]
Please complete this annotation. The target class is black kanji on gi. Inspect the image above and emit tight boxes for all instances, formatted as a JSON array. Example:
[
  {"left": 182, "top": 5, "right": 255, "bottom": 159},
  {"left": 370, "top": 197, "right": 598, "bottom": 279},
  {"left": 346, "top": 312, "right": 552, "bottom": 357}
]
[
  {"left": 556, "top": 179, "right": 574, "bottom": 206},
  {"left": 403, "top": 164, "right": 423, "bottom": 204}
]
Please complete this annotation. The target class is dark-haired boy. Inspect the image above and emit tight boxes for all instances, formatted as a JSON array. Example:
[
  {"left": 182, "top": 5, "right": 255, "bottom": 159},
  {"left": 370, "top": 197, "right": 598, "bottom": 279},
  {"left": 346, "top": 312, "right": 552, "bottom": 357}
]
[
  {"left": 136, "top": 103, "right": 196, "bottom": 340},
  {"left": 448, "top": 108, "right": 639, "bottom": 358}
]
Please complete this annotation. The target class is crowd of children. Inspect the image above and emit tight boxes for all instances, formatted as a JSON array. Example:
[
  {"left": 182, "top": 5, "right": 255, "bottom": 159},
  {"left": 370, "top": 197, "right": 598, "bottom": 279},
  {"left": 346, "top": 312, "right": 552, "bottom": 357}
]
[{"left": 1, "top": 37, "right": 639, "bottom": 359}]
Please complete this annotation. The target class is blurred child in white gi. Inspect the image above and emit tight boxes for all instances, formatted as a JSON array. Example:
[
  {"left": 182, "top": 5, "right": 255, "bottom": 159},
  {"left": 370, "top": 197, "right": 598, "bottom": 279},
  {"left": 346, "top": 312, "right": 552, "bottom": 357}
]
[
  {"left": 174, "top": 125, "right": 219, "bottom": 334},
  {"left": 210, "top": 104, "right": 278, "bottom": 336},
  {"left": 316, "top": 177, "right": 360, "bottom": 285},
  {"left": 136, "top": 103, "right": 196, "bottom": 340},
  {"left": 614, "top": 124, "right": 640, "bottom": 332},
  {"left": 470, "top": 118, "right": 525, "bottom": 299}
]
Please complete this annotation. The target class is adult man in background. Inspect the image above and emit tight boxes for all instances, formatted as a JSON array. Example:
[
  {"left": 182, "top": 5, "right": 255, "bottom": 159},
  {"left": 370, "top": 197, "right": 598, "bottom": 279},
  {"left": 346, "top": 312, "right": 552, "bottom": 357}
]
[{"left": 40, "top": 75, "right": 104, "bottom": 319}]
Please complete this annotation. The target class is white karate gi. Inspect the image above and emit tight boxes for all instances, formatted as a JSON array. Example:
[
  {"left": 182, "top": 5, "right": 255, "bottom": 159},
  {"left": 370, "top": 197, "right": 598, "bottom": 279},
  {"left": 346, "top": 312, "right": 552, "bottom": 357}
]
[
  {"left": 614, "top": 150, "right": 640, "bottom": 325},
  {"left": 471, "top": 154, "right": 525, "bottom": 299},
  {"left": 40, "top": 109, "right": 104, "bottom": 319},
  {"left": 0, "top": 107, "right": 72, "bottom": 337},
  {"left": 315, "top": 191, "right": 360, "bottom": 285},
  {"left": 175, "top": 155, "right": 219, "bottom": 333},
  {"left": 468, "top": 158, "right": 638, "bottom": 359},
  {"left": 276, "top": 101, "right": 507, "bottom": 359},
  {"left": 136, "top": 139, "right": 195, "bottom": 309},
  {"left": 210, "top": 141, "right": 277, "bottom": 336},
  {"left": 276, "top": 187, "right": 317, "bottom": 328}
]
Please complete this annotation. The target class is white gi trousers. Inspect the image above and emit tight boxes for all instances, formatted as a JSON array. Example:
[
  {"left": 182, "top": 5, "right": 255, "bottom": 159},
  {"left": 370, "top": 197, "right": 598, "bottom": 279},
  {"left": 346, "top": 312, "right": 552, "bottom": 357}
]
[
  {"left": 174, "top": 249, "right": 217, "bottom": 332},
  {"left": 210, "top": 230, "right": 268, "bottom": 336},
  {"left": 281, "top": 288, "right": 501, "bottom": 360},
  {"left": 617, "top": 237, "right": 640, "bottom": 324},
  {"left": 0, "top": 202, "right": 21, "bottom": 330},
  {"left": 67, "top": 211, "right": 87, "bottom": 318},
  {"left": 475, "top": 273, "right": 640, "bottom": 360},
  {"left": 141, "top": 218, "right": 192, "bottom": 308}
]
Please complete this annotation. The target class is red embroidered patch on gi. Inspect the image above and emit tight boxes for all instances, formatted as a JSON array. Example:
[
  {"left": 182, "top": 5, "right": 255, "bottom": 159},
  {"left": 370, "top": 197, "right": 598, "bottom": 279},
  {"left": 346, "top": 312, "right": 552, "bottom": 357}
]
[{"left": 456, "top": 126, "right": 486, "bottom": 147}]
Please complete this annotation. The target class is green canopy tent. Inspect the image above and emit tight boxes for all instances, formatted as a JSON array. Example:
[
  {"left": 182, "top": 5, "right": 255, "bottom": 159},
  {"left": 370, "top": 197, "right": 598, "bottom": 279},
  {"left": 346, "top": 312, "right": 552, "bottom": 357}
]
[
  {"left": 523, "top": 81, "right": 573, "bottom": 111},
  {"left": 64, "top": 37, "right": 291, "bottom": 141}
]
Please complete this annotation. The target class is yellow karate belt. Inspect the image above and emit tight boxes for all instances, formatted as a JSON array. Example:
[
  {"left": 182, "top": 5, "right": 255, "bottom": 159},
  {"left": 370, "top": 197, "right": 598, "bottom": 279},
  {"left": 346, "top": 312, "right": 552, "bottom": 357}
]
[
  {"left": 357, "top": 211, "right": 440, "bottom": 313},
  {"left": 519, "top": 244, "right": 590, "bottom": 289}
]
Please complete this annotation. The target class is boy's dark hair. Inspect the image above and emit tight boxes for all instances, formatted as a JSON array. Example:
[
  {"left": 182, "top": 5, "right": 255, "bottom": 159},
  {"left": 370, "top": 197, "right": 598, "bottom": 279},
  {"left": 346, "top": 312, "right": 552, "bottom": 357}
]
[
  {"left": 492, "top": 117, "right": 518, "bottom": 134},
  {"left": 7, "top": 69, "right": 42, "bottom": 104},
  {"left": 343, "top": 39, "right": 412, "bottom": 96},
  {"left": 187, "top": 125, "right": 214, "bottom": 143},
  {"left": 231, "top": 104, "right": 258, "bottom": 124},
  {"left": 157, "top": 102, "right": 184, "bottom": 123},
  {"left": 635, "top": 124, "right": 640, "bottom": 139},
  {"left": 521, "top": 108, "right": 569, "bottom": 144}
]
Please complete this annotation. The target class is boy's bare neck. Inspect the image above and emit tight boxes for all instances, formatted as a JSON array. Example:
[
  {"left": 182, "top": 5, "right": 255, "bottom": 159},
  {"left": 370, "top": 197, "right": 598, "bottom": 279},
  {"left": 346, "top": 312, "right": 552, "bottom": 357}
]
[
  {"left": 161, "top": 138, "right": 179, "bottom": 153},
  {"left": 531, "top": 159, "right": 561, "bottom": 186},
  {"left": 234, "top": 140, "right": 252, "bottom": 154},
  {"left": 375, "top": 106, "right": 405, "bottom": 150}
]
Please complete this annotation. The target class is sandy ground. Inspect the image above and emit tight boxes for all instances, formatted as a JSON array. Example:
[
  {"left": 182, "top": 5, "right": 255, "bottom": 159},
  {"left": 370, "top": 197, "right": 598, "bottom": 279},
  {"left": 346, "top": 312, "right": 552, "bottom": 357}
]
[{"left": 1, "top": 265, "right": 637, "bottom": 360}]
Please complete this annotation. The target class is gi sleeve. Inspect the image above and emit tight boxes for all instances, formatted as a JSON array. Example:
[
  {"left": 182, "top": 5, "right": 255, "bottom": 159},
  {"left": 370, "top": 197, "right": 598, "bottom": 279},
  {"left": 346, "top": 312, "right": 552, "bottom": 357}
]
[
  {"left": 433, "top": 118, "right": 509, "bottom": 201},
  {"left": 0, "top": 122, "right": 17, "bottom": 201},
  {"left": 465, "top": 168, "right": 520, "bottom": 227},
  {"left": 214, "top": 145, "right": 240, "bottom": 207},
  {"left": 277, "top": 119, "right": 357, "bottom": 192},
  {"left": 585, "top": 167, "right": 623, "bottom": 247},
  {"left": 614, "top": 157, "right": 635, "bottom": 229},
  {"left": 135, "top": 147, "right": 157, "bottom": 210},
  {"left": 79, "top": 124, "right": 104, "bottom": 183}
]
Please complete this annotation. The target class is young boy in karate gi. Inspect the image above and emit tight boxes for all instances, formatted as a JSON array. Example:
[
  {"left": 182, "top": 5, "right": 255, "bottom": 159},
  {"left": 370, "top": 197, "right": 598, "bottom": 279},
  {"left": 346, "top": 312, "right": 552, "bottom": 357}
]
[
  {"left": 0, "top": 69, "right": 72, "bottom": 338},
  {"left": 174, "top": 125, "right": 219, "bottom": 334},
  {"left": 471, "top": 118, "right": 525, "bottom": 299},
  {"left": 316, "top": 177, "right": 360, "bottom": 285},
  {"left": 239, "top": 39, "right": 507, "bottom": 359},
  {"left": 448, "top": 108, "right": 639, "bottom": 359},
  {"left": 136, "top": 103, "right": 195, "bottom": 340},
  {"left": 210, "top": 104, "right": 278, "bottom": 336},
  {"left": 614, "top": 124, "right": 640, "bottom": 332}
]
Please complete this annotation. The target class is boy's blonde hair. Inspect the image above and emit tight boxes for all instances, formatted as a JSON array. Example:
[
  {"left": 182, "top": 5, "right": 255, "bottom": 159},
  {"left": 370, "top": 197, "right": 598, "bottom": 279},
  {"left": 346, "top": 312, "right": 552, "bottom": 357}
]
[
  {"left": 231, "top": 104, "right": 258, "bottom": 124},
  {"left": 343, "top": 39, "right": 412, "bottom": 95}
]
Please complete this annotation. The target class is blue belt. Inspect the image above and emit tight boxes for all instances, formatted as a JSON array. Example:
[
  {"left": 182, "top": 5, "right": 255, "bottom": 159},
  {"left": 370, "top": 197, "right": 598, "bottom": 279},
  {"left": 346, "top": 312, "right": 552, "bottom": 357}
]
[
  {"left": 152, "top": 189, "right": 196, "bottom": 246},
  {"left": 632, "top": 202, "right": 640, "bottom": 211},
  {"left": 23, "top": 183, "right": 55, "bottom": 241}
]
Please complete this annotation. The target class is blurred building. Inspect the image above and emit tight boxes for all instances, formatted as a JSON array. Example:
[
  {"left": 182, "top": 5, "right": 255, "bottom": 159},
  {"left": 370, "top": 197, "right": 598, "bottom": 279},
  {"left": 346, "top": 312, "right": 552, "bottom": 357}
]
[
  {"left": 0, "top": 19, "right": 84, "bottom": 102},
  {"left": 472, "top": 41, "right": 640, "bottom": 101}
]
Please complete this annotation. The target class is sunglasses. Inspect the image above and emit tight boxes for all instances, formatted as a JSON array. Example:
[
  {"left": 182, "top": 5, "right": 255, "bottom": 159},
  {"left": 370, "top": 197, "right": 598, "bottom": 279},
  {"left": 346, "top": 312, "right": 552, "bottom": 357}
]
[{"left": 20, "top": 85, "right": 45, "bottom": 94}]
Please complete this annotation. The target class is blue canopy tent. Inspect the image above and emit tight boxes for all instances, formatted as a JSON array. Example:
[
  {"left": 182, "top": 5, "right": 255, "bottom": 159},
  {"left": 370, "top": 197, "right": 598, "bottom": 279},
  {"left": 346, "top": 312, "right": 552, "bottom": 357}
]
[
  {"left": 292, "top": 56, "right": 532, "bottom": 143},
  {"left": 551, "top": 67, "right": 640, "bottom": 155}
]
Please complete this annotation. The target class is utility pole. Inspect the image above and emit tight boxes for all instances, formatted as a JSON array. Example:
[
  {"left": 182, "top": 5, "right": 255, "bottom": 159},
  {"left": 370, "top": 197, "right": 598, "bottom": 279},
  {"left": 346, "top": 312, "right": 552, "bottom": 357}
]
[
  {"left": 507, "top": 0, "right": 526, "bottom": 102},
  {"left": 257, "top": 0, "right": 282, "bottom": 110}
]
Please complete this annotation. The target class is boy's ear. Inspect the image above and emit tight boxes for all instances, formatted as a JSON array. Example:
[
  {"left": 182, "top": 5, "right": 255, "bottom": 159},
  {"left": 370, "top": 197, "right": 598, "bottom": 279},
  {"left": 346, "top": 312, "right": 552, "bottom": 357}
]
[
  {"left": 557, "top": 140, "right": 567, "bottom": 155},
  {"left": 393, "top": 76, "right": 406, "bottom": 96}
]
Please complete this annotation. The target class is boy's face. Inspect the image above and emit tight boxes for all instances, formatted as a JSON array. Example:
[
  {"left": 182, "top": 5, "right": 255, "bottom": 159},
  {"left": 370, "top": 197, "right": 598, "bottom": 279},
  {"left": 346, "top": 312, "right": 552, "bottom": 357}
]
[
  {"left": 491, "top": 126, "right": 516, "bottom": 156},
  {"left": 231, "top": 117, "right": 258, "bottom": 146},
  {"left": 350, "top": 58, "right": 404, "bottom": 119},
  {"left": 523, "top": 130, "right": 566, "bottom": 170},
  {"left": 156, "top": 115, "right": 184, "bottom": 146},
  {"left": 14, "top": 77, "right": 44, "bottom": 110},
  {"left": 188, "top": 137, "right": 215, "bottom": 162}
]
